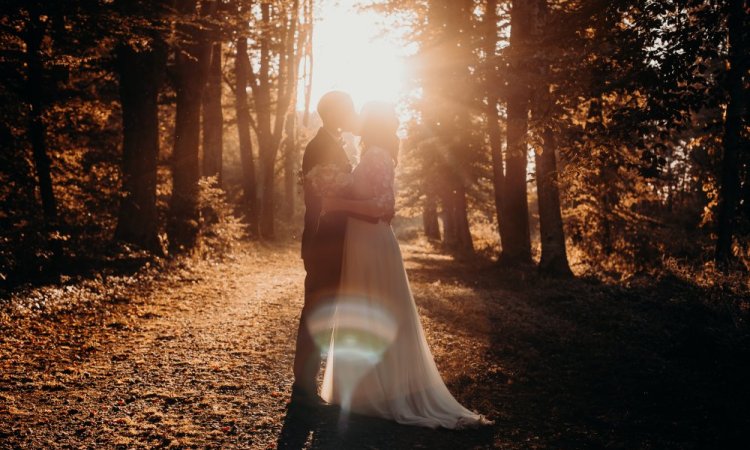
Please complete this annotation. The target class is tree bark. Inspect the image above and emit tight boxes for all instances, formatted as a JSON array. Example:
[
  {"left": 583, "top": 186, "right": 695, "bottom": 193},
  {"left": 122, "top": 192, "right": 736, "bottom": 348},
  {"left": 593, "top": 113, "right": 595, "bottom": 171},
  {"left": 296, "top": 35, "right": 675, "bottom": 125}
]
[
  {"left": 423, "top": 193, "right": 441, "bottom": 240},
  {"left": 501, "top": 0, "right": 533, "bottom": 266},
  {"left": 234, "top": 35, "right": 259, "bottom": 237},
  {"left": 250, "top": 0, "right": 300, "bottom": 238},
  {"left": 715, "top": 0, "right": 747, "bottom": 270},
  {"left": 440, "top": 187, "right": 458, "bottom": 249},
  {"left": 483, "top": 0, "right": 509, "bottom": 257},
  {"left": 438, "top": 173, "right": 473, "bottom": 253},
  {"left": 202, "top": 42, "right": 223, "bottom": 183},
  {"left": 283, "top": 110, "right": 297, "bottom": 219},
  {"left": 114, "top": 42, "right": 165, "bottom": 254},
  {"left": 453, "top": 181, "right": 474, "bottom": 252},
  {"left": 254, "top": 2, "right": 277, "bottom": 238},
  {"left": 24, "top": 11, "right": 57, "bottom": 224},
  {"left": 167, "top": 0, "right": 215, "bottom": 253},
  {"left": 438, "top": 0, "right": 474, "bottom": 254},
  {"left": 301, "top": 0, "right": 314, "bottom": 127},
  {"left": 530, "top": 0, "right": 572, "bottom": 276},
  {"left": 282, "top": 0, "right": 309, "bottom": 220},
  {"left": 535, "top": 127, "right": 572, "bottom": 276}
]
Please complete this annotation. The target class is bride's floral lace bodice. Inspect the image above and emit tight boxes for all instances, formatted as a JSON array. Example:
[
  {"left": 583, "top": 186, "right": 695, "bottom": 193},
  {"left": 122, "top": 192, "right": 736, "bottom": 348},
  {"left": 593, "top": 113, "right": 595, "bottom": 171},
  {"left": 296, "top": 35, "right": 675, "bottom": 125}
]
[{"left": 352, "top": 146, "right": 395, "bottom": 213}]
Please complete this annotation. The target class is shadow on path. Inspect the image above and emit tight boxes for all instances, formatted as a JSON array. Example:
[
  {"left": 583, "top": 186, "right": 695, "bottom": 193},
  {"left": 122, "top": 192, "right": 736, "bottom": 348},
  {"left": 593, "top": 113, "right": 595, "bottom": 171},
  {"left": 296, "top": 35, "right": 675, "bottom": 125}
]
[
  {"left": 277, "top": 402, "right": 494, "bottom": 449},
  {"left": 405, "top": 250, "right": 750, "bottom": 449}
]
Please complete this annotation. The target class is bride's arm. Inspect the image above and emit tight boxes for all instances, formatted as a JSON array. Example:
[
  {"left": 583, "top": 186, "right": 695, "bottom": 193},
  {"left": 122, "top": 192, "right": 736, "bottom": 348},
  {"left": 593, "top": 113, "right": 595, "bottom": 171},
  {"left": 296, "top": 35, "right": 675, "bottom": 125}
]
[
  {"left": 321, "top": 196, "right": 393, "bottom": 218},
  {"left": 323, "top": 148, "right": 396, "bottom": 219}
]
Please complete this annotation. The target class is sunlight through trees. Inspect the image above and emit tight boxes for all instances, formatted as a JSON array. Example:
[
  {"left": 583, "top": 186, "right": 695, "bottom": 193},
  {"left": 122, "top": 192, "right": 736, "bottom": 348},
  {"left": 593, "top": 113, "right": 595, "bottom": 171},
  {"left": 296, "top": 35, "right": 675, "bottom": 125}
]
[{"left": 0, "top": 0, "right": 747, "bottom": 284}]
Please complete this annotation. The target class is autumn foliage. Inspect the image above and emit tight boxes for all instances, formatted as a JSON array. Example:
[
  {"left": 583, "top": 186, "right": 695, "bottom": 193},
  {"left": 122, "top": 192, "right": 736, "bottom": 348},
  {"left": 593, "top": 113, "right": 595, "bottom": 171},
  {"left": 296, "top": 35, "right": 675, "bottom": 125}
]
[{"left": 0, "top": 0, "right": 748, "bottom": 289}]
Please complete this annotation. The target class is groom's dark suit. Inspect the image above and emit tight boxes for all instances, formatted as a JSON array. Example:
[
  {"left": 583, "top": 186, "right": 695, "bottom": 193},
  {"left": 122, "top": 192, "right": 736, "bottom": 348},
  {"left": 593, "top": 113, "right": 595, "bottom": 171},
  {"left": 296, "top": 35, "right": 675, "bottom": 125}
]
[{"left": 294, "top": 127, "right": 352, "bottom": 395}]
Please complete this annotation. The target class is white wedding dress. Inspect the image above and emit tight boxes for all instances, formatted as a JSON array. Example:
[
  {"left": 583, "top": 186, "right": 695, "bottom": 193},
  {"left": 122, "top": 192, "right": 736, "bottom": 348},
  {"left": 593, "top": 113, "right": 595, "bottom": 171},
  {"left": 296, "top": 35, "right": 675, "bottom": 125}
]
[{"left": 316, "top": 146, "right": 492, "bottom": 429}]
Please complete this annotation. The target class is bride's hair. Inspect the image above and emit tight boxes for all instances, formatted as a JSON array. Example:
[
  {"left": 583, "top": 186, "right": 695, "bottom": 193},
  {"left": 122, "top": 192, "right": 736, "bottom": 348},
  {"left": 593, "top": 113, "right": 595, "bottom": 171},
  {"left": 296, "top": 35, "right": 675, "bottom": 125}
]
[{"left": 359, "top": 102, "right": 400, "bottom": 166}]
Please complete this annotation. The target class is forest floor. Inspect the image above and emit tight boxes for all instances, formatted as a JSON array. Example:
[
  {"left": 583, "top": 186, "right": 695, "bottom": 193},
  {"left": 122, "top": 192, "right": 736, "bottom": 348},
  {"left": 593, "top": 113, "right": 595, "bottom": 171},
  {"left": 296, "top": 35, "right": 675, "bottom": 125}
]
[{"left": 1, "top": 236, "right": 749, "bottom": 449}]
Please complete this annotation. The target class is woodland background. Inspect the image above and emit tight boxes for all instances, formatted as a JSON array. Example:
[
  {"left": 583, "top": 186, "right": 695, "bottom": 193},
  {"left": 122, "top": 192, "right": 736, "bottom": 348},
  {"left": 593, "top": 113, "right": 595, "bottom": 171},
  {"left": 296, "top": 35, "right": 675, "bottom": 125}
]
[
  {"left": 1, "top": 1, "right": 749, "bottom": 448},
  {"left": 0, "top": 0, "right": 748, "bottom": 287}
]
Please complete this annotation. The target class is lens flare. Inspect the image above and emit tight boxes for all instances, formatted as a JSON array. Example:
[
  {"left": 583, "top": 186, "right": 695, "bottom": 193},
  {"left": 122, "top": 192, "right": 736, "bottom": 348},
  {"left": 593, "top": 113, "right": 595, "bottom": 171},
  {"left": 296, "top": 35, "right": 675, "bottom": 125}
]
[
  {"left": 308, "top": 294, "right": 398, "bottom": 427},
  {"left": 309, "top": 296, "right": 398, "bottom": 353}
]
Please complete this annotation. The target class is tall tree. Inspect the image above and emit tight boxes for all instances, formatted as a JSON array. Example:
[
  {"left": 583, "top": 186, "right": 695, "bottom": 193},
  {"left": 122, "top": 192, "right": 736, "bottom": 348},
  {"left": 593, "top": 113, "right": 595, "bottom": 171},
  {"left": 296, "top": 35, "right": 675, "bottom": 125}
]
[
  {"left": 202, "top": 41, "right": 223, "bottom": 182},
  {"left": 234, "top": 30, "right": 260, "bottom": 237},
  {"left": 301, "top": 0, "right": 314, "bottom": 128},
  {"left": 715, "top": 0, "right": 748, "bottom": 269},
  {"left": 422, "top": 0, "right": 475, "bottom": 253},
  {"left": 501, "top": 0, "right": 534, "bottom": 266},
  {"left": 167, "top": 0, "right": 216, "bottom": 252},
  {"left": 423, "top": 193, "right": 441, "bottom": 240},
  {"left": 23, "top": 4, "right": 57, "bottom": 224},
  {"left": 534, "top": 128, "right": 572, "bottom": 275},
  {"left": 530, "top": 0, "right": 572, "bottom": 276},
  {"left": 482, "top": 0, "right": 509, "bottom": 256},
  {"left": 248, "top": 0, "right": 301, "bottom": 238},
  {"left": 282, "top": 0, "right": 310, "bottom": 220},
  {"left": 114, "top": 38, "right": 166, "bottom": 253},
  {"left": 282, "top": 111, "right": 298, "bottom": 219}
]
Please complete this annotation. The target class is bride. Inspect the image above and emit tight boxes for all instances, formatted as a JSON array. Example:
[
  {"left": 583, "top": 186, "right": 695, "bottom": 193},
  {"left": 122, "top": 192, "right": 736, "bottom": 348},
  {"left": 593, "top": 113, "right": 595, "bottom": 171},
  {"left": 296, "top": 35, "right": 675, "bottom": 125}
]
[{"left": 311, "top": 102, "right": 493, "bottom": 430}]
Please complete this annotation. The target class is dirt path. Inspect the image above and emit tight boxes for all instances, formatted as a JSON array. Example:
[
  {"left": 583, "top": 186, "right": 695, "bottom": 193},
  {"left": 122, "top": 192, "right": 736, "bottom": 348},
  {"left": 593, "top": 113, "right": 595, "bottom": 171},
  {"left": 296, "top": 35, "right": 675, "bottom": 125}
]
[
  {"left": 0, "top": 242, "right": 495, "bottom": 449},
  {"left": 2, "top": 239, "right": 748, "bottom": 449}
]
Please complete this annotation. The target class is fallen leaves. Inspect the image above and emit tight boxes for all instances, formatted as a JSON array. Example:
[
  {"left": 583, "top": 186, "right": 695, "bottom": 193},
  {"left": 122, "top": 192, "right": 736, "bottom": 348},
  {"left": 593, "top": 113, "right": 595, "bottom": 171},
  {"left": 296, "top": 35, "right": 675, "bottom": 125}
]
[{"left": 1, "top": 240, "right": 747, "bottom": 449}]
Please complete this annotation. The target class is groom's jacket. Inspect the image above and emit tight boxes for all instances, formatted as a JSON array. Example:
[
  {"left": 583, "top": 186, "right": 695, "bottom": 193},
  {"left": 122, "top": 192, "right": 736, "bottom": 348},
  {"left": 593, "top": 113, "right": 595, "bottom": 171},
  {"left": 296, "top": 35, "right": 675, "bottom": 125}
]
[{"left": 301, "top": 128, "right": 351, "bottom": 264}]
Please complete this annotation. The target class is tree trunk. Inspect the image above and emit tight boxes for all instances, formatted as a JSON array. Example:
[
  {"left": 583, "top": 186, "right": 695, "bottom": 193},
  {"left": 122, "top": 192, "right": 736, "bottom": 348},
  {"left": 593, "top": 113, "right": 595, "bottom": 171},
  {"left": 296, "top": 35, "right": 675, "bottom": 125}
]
[
  {"left": 252, "top": 0, "right": 300, "bottom": 239},
  {"left": 437, "top": 171, "right": 456, "bottom": 248},
  {"left": 283, "top": 110, "right": 297, "bottom": 219},
  {"left": 488, "top": 99, "right": 508, "bottom": 253},
  {"left": 423, "top": 193, "right": 441, "bottom": 240},
  {"left": 441, "top": 191, "right": 458, "bottom": 248},
  {"left": 484, "top": 0, "right": 509, "bottom": 258},
  {"left": 24, "top": 13, "right": 57, "bottom": 224},
  {"left": 535, "top": 127, "right": 572, "bottom": 276},
  {"left": 302, "top": 0, "right": 314, "bottom": 127},
  {"left": 439, "top": 174, "right": 473, "bottom": 253},
  {"left": 529, "top": 0, "right": 571, "bottom": 276},
  {"left": 453, "top": 181, "right": 474, "bottom": 253},
  {"left": 169, "top": 76, "right": 203, "bottom": 252},
  {"left": 114, "top": 42, "right": 165, "bottom": 254},
  {"left": 234, "top": 36, "right": 259, "bottom": 237},
  {"left": 282, "top": 0, "right": 309, "bottom": 220},
  {"left": 259, "top": 142, "right": 276, "bottom": 238},
  {"left": 715, "top": 0, "right": 747, "bottom": 270},
  {"left": 503, "top": 91, "right": 532, "bottom": 265},
  {"left": 167, "top": 0, "right": 214, "bottom": 253},
  {"left": 202, "top": 42, "right": 223, "bottom": 183},
  {"left": 255, "top": 1, "right": 276, "bottom": 239},
  {"left": 436, "top": 0, "right": 474, "bottom": 255},
  {"left": 501, "top": 0, "right": 533, "bottom": 267}
]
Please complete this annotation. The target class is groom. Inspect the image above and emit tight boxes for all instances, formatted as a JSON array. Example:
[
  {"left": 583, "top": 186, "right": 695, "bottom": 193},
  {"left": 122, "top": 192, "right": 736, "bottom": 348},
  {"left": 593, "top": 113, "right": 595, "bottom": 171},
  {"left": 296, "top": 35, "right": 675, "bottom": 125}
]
[{"left": 292, "top": 91, "right": 359, "bottom": 406}]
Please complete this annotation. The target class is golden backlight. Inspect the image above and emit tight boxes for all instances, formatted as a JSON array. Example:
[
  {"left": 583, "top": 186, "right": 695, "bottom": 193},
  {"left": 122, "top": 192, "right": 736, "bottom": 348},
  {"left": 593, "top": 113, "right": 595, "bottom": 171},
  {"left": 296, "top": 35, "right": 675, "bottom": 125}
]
[{"left": 310, "top": 0, "right": 411, "bottom": 111}]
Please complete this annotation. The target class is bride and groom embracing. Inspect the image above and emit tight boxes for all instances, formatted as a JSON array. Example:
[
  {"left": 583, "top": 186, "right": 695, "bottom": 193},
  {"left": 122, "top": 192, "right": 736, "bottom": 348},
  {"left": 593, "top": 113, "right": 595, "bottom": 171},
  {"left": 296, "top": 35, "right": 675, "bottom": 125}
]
[{"left": 290, "top": 91, "right": 493, "bottom": 430}]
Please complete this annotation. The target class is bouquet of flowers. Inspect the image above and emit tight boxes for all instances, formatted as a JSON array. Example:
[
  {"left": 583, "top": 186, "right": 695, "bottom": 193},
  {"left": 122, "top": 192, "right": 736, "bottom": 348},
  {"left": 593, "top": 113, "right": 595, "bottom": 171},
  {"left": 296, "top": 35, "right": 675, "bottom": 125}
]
[{"left": 304, "top": 163, "right": 352, "bottom": 197}]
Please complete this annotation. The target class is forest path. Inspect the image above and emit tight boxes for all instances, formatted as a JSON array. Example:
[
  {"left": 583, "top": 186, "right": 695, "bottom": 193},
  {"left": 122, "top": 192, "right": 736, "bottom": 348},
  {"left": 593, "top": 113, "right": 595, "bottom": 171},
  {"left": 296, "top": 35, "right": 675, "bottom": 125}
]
[
  {"left": 0, "top": 241, "right": 496, "bottom": 449},
  {"left": 2, "top": 239, "right": 748, "bottom": 449}
]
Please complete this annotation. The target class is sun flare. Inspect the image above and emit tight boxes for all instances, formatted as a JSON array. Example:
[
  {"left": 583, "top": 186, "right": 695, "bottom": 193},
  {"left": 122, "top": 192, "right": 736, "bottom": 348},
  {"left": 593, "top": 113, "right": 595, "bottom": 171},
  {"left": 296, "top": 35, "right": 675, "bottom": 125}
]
[{"left": 310, "top": 1, "right": 410, "bottom": 111}]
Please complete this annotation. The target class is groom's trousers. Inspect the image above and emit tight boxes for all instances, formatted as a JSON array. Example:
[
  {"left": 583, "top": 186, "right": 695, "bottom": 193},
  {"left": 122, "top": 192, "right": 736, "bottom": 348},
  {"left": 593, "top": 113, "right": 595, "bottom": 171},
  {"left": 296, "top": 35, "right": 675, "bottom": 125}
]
[{"left": 293, "top": 212, "right": 347, "bottom": 395}]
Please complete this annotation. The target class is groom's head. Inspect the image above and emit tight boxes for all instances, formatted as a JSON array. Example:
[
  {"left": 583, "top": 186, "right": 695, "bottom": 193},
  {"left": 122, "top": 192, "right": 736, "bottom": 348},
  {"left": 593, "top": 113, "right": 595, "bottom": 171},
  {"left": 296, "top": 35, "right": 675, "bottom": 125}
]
[{"left": 318, "top": 91, "right": 357, "bottom": 133}]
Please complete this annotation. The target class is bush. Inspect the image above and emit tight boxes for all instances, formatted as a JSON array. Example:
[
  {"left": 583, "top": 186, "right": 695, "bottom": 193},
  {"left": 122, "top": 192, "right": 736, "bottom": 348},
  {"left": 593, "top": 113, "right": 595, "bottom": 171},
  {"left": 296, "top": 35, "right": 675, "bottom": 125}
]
[{"left": 194, "top": 176, "right": 246, "bottom": 259}]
